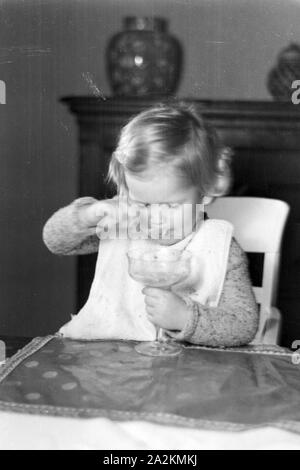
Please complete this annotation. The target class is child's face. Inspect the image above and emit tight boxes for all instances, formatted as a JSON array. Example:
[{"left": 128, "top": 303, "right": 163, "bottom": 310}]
[{"left": 125, "top": 168, "right": 203, "bottom": 245}]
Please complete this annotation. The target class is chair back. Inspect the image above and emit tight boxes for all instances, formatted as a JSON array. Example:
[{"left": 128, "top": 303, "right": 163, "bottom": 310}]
[{"left": 207, "top": 197, "right": 290, "bottom": 342}]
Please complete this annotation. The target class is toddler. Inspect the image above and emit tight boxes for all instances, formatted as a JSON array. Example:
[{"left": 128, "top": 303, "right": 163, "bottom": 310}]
[{"left": 43, "top": 102, "right": 258, "bottom": 347}]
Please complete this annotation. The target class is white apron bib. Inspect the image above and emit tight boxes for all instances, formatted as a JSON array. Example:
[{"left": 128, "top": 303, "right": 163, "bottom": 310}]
[{"left": 59, "top": 219, "right": 233, "bottom": 340}]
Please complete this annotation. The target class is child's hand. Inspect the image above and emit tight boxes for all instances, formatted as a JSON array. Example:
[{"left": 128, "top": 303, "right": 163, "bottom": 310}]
[
  {"left": 142, "top": 287, "right": 191, "bottom": 331},
  {"left": 82, "top": 197, "right": 126, "bottom": 227},
  {"left": 78, "top": 197, "right": 135, "bottom": 237},
  {"left": 78, "top": 197, "right": 148, "bottom": 238}
]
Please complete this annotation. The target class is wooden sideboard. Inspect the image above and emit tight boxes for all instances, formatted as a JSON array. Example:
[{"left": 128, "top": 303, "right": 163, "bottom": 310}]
[{"left": 61, "top": 96, "right": 300, "bottom": 348}]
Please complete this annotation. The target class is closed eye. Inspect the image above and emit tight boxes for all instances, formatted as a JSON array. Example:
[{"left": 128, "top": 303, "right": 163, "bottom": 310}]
[{"left": 128, "top": 196, "right": 183, "bottom": 208}]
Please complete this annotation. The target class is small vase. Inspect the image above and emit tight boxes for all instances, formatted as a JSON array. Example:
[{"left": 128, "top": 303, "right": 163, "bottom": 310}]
[
  {"left": 106, "top": 17, "right": 182, "bottom": 97},
  {"left": 267, "top": 43, "right": 300, "bottom": 101}
]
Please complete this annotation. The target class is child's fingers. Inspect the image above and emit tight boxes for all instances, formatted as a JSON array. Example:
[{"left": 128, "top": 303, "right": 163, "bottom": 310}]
[
  {"left": 145, "top": 303, "right": 155, "bottom": 313},
  {"left": 93, "top": 198, "right": 127, "bottom": 217},
  {"left": 146, "top": 314, "right": 155, "bottom": 325},
  {"left": 142, "top": 287, "right": 163, "bottom": 297},
  {"left": 144, "top": 296, "right": 156, "bottom": 307},
  {"left": 145, "top": 305, "right": 156, "bottom": 320}
]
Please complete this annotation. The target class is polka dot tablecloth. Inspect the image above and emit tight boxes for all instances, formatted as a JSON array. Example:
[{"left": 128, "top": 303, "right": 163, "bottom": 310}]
[{"left": 0, "top": 335, "right": 300, "bottom": 433}]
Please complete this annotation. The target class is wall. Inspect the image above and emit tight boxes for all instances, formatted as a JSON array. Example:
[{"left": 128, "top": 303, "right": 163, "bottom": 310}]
[{"left": 0, "top": 0, "right": 300, "bottom": 336}]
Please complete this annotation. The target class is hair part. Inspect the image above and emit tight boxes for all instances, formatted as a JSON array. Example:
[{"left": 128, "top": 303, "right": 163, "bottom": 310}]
[{"left": 106, "top": 101, "right": 232, "bottom": 199}]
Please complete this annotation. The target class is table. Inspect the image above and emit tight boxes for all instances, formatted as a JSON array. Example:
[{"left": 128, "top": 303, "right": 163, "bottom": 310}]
[
  {"left": 0, "top": 336, "right": 32, "bottom": 358},
  {"left": 1, "top": 335, "right": 300, "bottom": 449}
]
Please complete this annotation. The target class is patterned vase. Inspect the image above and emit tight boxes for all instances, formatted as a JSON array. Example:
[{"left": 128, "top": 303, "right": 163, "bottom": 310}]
[
  {"left": 267, "top": 43, "right": 300, "bottom": 101},
  {"left": 106, "top": 17, "right": 182, "bottom": 97}
]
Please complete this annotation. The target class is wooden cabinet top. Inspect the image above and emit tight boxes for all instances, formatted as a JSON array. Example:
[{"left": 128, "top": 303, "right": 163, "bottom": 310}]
[{"left": 61, "top": 97, "right": 300, "bottom": 149}]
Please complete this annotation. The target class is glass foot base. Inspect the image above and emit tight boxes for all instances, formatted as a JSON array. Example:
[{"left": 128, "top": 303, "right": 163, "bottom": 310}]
[{"left": 135, "top": 340, "right": 182, "bottom": 357}]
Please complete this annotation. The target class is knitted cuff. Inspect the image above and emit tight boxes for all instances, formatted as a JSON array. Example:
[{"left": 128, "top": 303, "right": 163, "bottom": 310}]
[
  {"left": 165, "top": 302, "right": 200, "bottom": 342},
  {"left": 42, "top": 197, "right": 99, "bottom": 255}
]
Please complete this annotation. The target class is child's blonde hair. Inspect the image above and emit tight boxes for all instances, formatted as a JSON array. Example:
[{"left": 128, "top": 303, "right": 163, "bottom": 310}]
[{"left": 107, "top": 101, "right": 232, "bottom": 198}]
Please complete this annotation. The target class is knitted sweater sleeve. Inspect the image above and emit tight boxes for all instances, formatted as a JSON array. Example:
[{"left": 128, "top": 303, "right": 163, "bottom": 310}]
[
  {"left": 42, "top": 197, "right": 100, "bottom": 255},
  {"left": 165, "top": 238, "right": 259, "bottom": 347}
]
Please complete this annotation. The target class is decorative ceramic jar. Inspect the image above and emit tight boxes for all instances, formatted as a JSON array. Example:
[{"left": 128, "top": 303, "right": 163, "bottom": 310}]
[
  {"left": 106, "top": 17, "right": 182, "bottom": 97},
  {"left": 267, "top": 43, "right": 300, "bottom": 101}
]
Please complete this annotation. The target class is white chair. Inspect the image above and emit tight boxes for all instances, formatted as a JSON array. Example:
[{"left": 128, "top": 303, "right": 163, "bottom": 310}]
[{"left": 206, "top": 197, "right": 290, "bottom": 345}]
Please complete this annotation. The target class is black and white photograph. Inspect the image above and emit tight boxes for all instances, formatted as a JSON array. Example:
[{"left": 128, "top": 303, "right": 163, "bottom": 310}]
[{"left": 1, "top": 0, "right": 300, "bottom": 451}]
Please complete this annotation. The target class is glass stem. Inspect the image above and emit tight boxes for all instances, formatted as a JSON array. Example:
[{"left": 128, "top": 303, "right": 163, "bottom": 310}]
[
  {"left": 157, "top": 327, "right": 164, "bottom": 343},
  {"left": 156, "top": 286, "right": 170, "bottom": 343}
]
